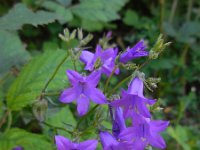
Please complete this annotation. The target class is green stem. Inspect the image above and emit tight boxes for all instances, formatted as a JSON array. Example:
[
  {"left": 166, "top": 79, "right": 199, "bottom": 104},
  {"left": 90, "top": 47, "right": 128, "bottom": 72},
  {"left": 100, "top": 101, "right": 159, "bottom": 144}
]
[
  {"left": 76, "top": 104, "right": 99, "bottom": 129},
  {"left": 104, "top": 65, "right": 118, "bottom": 93},
  {"left": 41, "top": 53, "right": 69, "bottom": 94},
  {"left": 42, "top": 121, "right": 73, "bottom": 134},
  {"left": 107, "top": 74, "right": 132, "bottom": 97},
  {"left": 169, "top": 0, "right": 179, "bottom": 23},
  {"left": 0, "top": 110, "right": 9, "bottom": 129},
  {"left": 5, "top": 110, "right": 12, "bottom": 132},
  {"left": 159, "top": 0, "right": 165, "bottom": 33},
  {"left": 186, "top": 0, "right": 193, "bottom": 22}
]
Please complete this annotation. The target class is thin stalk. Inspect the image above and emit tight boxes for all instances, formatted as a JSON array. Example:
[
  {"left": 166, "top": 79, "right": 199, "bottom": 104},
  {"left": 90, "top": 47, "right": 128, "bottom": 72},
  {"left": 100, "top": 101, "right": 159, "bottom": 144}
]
[
  {"left": 159, "top": 0, "right": 165, "bottom": 33},
  {"left": 42, "top": 121, "right": 73, "bottom": 134},
  {"left": 41, "top": 53, "right": 69, "bottom": 94},
  {"left": 169, "top": 0, "right": 179, "bottom": 23},
  {"left": 0, "top": 110, "right": 9, "bottom": 129},
  {"left": 76, "top": 104, "right": 99, "bottom": 129},
  {"left": 186, "top": 0, "right": 193, "bottom": 22},
  {"left": 5, "top": 110, "right": 12, "bottom": 132},
  {"left": 104, "top": 65, "right": 118, "bottom": 93}
]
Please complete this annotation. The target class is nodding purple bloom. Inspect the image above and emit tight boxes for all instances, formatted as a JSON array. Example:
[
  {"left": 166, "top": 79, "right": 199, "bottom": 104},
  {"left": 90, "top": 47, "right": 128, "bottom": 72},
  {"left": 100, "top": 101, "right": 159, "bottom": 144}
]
[
  {"left": 111, "top": 77, "right": 155, "bottom": 118},
  {"left": 112, "top": 107, "right": 126, "bottom": 139},
  {"left": 80, "top": 45, "right": 119, "bottom": 76},
  {"left": 12, "top": 146, "right": 23, "bottom": 150},
  {"left": 100, "top": 132, "right": 133, "bottom": 150},
  {"left": 120, "top": 40, "right": 149, "bottom": 63},
  {"left": 119, "top": 114, "right": 169, "bottom": 150},
  {"left": 60, "top": 70, "right": 107, "bottom": 116},
  {"left": 55, "top": 135, "right": 98, "bottom": 150}
]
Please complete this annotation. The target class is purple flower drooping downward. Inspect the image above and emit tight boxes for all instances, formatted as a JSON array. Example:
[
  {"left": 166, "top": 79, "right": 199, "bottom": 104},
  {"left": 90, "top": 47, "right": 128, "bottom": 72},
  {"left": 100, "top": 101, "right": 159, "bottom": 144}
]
[
  {"left": 120, "top": 40, "right": 149, "bottom": 63},
  {"left": 112, "top": 107, "right": 126, "bottom": 139},
  {"left": 60, "top": 70, "right": 107, "bottom": 116},
  {"left": 111, "top": 77, "right": 155, "bottom": 118},
  {"left": 55, "top": 135, "right": 98, "bottom": 150},
  {"left": 100, "top": 131, "right": 133, "bottom": 150},
  {"left": 119, "top": 114, "right": 169, "bottom": 150},
  {"left": 80, "top": 45, "right": 119, "bottom": 76}
]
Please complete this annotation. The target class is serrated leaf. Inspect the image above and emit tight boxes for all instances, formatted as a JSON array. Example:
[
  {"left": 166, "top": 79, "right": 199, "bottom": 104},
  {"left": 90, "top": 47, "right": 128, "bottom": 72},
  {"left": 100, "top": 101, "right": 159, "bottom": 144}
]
[
  {"left": 72, "top": 0, "right": 128, "bottom": 22},
  {"left": 7, "top": 50, "right": 79, "bottom": 111},
  {"left": 0, "top": 128, "right": 53, "bottom": 150},
  {"left": 0, "top": 30, "right": 30, "bottom": 75},
  {"left": 0, "top": 3, "right": 59, "bottom": 31},
  {"left": 42, "top": 1, "right": 73, "bottom": 23}
]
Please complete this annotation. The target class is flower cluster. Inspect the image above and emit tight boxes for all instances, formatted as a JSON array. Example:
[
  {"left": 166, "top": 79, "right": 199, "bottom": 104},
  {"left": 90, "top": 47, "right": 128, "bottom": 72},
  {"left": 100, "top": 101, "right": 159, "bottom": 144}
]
[{"left": 55, "top": 32, "right": 169, "bottom": 150}]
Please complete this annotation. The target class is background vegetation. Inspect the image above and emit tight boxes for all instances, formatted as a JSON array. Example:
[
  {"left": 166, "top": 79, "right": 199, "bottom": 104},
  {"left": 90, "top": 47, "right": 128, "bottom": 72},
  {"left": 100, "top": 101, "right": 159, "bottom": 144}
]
[{"left": 0, "top": 0, "right": 200, "bottom": 149}]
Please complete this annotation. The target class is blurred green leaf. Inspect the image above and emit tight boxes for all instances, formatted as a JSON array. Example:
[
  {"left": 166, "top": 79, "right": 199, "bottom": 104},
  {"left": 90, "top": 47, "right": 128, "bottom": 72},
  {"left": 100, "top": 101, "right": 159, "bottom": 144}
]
[
  {"left": 6, "top": 50, "right": 79, "bottom": 111},
  {"left": 0, "top": 128, "right": 53, "bottom": 150},
  {"left": 72, "top": 0, "right": 128, "bottom": 22},
  {"left": 167, "top": 126, "right": 191, "bottom": 150},
  {"left": 0, "top": 30, "right": 30, "bottom": 75},
  {"left": 0, "top": 3, "right": 59, "bottom": 31},
  {"left": 42, "top": 1, "right": 73, "bottom": 23},
  {"left": 123, "top": 9, "right": 139, "bottom": 28}
]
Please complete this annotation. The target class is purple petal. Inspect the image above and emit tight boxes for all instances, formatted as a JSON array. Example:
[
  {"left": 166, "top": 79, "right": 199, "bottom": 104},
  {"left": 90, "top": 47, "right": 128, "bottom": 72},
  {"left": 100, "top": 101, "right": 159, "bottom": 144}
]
[
  {"left": 66, "top": 70, "right": 83, "bottom": 85},
  {"left": 59, "top": 87, "right": 77, "bottom": 103},
  {"left": 149, "top": 133, "right": 166, "bottom": 149},
  {"left": 87, "top": 88, "right": 107, "bottom": 104},
  {"left": 78, "top": 140, "right": 98, "bottom": 150},
  {"left": 119, "top": 40, "right": 148, "bottom": 63},
  {"left": 127, "top": 77, "right": 144, "bottom": 96},
  {"left": 137, "top": 100, "right": 151, "bottom": 118},
  {"left": 80, "top": 51, "right": 94, "bottom": 64},
  {"left": 77, "top": 94, "right": 90, "bottom": 116},
  {"left": 12, "top": 146, "right": 23, "bottom": 150},
  {"left": 99, "top": 132, "right": 118, "bottom": 149},
  {"left": 150, "top": 120, "right": 169, "bottom": 132},
  {"left": 55, "top": 135, "right": 73, "bottom": 150},
  {"left": 86, "top": 70, "right": 101, "bottom": 87},
  {"left": 112, "top": 107, "right": 126, "bottom": 138}
]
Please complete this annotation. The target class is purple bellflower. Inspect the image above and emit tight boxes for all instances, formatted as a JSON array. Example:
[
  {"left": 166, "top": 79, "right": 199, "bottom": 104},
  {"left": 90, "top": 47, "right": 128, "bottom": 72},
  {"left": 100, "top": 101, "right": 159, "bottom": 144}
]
[
  {"left": 112, "top": 107, "right": 126, "bottom": 139},
  {"left": 119, "top": 114, "right": 169, "bottom": 150},
  {"left": 12, "top": 146, "right": 23, "bottom": 150},
  {"left": 60, "top": 70, "right": 107, "bottom": 116},
  {"left": 100, "top": 131, "right": 133, "bottom": 150},
  {"left": 111, "top": 77, "right": 155, "bottom": 118},
  {"left": 80, "top": 45, "right": 119, "bottom": 76},
  {"left": 120, "top": 40, "right": 149, "bottom": 63},
  {"left": 55, "top": 135, "right": 98, "bottom": 150}
]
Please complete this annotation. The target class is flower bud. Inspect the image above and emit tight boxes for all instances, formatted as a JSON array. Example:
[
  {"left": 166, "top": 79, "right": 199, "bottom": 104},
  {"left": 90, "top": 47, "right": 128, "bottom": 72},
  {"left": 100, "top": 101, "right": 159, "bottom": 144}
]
[{"left": 32, "top": 99, "right": 48, "bottom": 122}]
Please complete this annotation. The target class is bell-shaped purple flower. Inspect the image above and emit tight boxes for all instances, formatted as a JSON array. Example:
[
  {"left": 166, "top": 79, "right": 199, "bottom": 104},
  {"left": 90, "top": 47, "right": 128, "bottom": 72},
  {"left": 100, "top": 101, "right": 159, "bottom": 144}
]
[
  {"left": 112, "top": 107, "right": 126, "bottom": 139},
  {"left": 100, "top": 132, "right": 133, "bottom": 150},
  {"left": 55, "top": 135, "right": 98, "bottom": 150},
  {"left": 80, "top": 45, "right": 119, "bottom": 76},
  {"left": 119, "top": 114, "right": 169, "bottom": 150},
  {"left": 111, "top": 77, "right": 155, "bottom": 118},
  {"left": 12, "top": 146, "right": 23, "bottom": 150},
  {"left": 120, "top": 40, "right": 149, "bottom": 63},
  {"left": 60, "top": 70, "right": 107, "bottom": 116}
]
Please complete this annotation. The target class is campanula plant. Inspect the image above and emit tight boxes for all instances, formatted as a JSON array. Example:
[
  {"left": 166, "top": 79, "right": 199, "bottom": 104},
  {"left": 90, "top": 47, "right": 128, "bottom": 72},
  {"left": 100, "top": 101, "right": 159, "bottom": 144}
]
[{"left": 49, "top": 28, "right": 171, "bottom": 150}]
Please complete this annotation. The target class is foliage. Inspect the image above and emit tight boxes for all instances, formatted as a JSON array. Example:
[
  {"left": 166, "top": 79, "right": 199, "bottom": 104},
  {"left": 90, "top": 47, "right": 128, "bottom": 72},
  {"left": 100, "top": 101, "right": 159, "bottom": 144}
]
[{"left": 0, "top": 0, "right": 200, "bottom": 149}]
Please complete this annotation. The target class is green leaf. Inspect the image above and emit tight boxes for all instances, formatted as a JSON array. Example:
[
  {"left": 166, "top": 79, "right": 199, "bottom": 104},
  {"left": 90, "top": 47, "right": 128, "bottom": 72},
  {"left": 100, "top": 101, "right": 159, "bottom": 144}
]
[
  {"left": 0, "top": 3, "right": 59, "bottom": 31},
  {"left": 0, "top": 30, "right": 30, "bottom": 75},
  {"left": 123, "top": 9, "right": 139, "bottom": 28},
  {"left": 7, "top": 50, "right": 79, "bottom": 111},
  {"left": 167, "top": 126, "right": 191, "bottom": 150},
  {"left": 72, "top": 0, "right": 128, "bottom": 22},
  {"left": 44, "top": 106, "right": 76, "bottom": 137},
  {"left": 42, "top": 1, "right": 73, "bottom": 23},
  {"left": 0, "top": 128, "right": 53, "bottom": 150}
]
